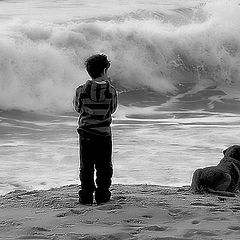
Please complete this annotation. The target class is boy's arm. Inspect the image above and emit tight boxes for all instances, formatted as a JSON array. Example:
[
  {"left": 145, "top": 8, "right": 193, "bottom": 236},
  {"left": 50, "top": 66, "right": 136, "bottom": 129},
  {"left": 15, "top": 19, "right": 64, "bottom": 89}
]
[
  {"left": 73, "top": 87, "right": 82, "bottom": 113},
  {"left": 111, "top": 87, "right": 118, "bottom": 114}
]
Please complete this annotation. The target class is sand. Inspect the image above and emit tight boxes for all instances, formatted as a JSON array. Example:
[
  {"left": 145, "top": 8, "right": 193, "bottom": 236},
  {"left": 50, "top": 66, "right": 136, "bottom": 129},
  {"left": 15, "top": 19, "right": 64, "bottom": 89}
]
[{"left": 0, "top": 184, "right": 239, "bottom": 240}]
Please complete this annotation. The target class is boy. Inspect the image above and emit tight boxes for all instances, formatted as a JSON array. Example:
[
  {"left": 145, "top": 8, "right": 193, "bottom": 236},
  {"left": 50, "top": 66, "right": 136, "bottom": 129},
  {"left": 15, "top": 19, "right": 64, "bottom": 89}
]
[{"left": 73, "top": 54, "right": 117, "bottom": 205}]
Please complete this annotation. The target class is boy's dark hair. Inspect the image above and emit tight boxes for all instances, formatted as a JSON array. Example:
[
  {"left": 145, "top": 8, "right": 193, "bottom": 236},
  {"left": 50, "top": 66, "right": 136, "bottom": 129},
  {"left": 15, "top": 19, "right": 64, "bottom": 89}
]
[{"left": 85, "top": 54, "right": 111, "bottom": 79}]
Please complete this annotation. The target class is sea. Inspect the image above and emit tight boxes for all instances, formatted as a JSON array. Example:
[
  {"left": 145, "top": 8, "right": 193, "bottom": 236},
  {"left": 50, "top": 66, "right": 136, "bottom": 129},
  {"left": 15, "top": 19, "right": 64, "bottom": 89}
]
[{"left": 0, "top": 0, "right": 240, "bottom": 195}]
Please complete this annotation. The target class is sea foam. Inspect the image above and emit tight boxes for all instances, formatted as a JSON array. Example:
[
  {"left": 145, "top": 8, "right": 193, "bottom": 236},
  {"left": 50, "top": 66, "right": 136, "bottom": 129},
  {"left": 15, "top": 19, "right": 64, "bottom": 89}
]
[{"left": 0, "top": 0, "right": 239, "bottom": 112}]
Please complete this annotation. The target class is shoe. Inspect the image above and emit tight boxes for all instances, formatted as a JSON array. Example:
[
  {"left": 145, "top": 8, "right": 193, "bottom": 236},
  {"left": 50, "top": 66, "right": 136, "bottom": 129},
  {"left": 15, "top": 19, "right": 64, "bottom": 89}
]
[
  {"left": 79, "top": 190, "right": 93, "bottom": 205},
  {"left": 95, "top": 189, "right": 111, "bottom": 205}
]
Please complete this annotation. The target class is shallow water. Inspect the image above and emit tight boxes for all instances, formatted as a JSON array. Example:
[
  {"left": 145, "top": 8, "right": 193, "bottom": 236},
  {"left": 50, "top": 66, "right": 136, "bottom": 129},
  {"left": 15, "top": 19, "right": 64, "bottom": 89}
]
[{"left": 1, "top": 107, "right": 240, "bottom": 195}]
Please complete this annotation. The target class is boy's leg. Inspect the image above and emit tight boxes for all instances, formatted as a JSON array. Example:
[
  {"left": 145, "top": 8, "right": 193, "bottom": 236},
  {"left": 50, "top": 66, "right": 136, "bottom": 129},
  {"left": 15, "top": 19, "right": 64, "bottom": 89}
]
[
  {"left": 79, "top": 131, "right": 96, "bottom": 204},
  {"left": 95, "top": 135, "right": 113, "bottom": 204}
]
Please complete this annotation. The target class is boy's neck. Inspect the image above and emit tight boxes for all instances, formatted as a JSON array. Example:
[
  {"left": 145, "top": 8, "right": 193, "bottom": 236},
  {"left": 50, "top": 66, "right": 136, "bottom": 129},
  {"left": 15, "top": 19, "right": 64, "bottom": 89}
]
[
  {"left": 92, "top": 76, "right": 110, "bottom": 83},
  {"left": 92, "top": 76, "right": 106, "bottom": 82}
]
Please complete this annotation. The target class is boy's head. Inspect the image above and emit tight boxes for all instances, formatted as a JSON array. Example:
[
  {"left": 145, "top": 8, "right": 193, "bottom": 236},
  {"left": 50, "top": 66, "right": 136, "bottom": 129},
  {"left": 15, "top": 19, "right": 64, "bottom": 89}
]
[{"left": 84, "top": 54, "right": 111, "bottom": 79}]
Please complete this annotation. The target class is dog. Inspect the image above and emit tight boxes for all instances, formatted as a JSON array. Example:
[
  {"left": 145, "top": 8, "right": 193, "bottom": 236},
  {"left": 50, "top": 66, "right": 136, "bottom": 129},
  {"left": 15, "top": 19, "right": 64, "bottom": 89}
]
[{"left": 191, "top": 145, "right": 240, "bottom": 197}]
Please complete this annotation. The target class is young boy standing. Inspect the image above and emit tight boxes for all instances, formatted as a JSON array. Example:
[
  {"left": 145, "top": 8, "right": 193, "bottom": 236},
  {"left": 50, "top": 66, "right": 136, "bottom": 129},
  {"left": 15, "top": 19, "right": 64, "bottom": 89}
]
[{"left": 73, "top": 54, "right": 117, "bottom": 205}]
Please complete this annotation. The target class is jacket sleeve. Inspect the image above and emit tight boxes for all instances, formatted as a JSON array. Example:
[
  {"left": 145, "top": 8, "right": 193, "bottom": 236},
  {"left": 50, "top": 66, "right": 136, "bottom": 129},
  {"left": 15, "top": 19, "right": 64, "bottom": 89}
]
[
  {"left": 111, "top": 87, "right": 118, "bottom": 114},
  {"left": 73, "top": 87, "right": 82, "bottom": 113}
]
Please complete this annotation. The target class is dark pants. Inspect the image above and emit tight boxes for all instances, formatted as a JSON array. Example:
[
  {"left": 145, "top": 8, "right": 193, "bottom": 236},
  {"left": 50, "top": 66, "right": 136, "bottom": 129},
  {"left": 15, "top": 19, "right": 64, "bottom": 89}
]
[{"left": 78, "top": 130, "right": 113, "bottom": 203}]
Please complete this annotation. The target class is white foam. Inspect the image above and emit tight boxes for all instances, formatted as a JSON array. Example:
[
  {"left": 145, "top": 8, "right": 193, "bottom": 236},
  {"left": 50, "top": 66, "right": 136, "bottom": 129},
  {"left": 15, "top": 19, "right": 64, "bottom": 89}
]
[{"left": 0, "top": 0, "right": 240, "bottom": 112}]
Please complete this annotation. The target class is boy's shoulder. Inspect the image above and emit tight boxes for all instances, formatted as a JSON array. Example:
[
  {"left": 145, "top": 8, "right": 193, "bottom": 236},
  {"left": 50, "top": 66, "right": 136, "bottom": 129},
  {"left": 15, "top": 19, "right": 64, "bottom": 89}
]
[
  {"left": 75, "top": 81, "right": 88, "bottom": 92},
  {"left": 76, "top": 80, "right": 117, "bottom": 95},
  {"left": 108, "top": 83, "right": 117, "bottom": 94},
  {"left": 75, "top": 85, "right": 83, "bottom": 95}
]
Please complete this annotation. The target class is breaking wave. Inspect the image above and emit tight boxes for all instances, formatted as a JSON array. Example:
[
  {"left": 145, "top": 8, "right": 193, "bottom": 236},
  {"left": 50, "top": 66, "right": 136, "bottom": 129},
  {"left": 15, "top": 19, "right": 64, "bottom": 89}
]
[{"left": 0, "top": 0, "right": 240, "bottom": 112}]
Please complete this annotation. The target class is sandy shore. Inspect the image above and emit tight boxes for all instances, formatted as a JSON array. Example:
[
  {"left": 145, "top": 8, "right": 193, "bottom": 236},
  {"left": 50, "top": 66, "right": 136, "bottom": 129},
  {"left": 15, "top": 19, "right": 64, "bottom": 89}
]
[{"left": 0, "top": 184, "right": 239, "bottom": 240}]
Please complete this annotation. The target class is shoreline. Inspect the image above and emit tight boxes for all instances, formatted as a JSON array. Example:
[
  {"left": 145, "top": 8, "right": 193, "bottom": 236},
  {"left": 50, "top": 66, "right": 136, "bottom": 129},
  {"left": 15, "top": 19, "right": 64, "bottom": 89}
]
[
  {"left": 0, "top": 183, "right": 188, "bottom": 198},
  {"left": 0, "top": 184, "right": 240, "bottom": 239}
]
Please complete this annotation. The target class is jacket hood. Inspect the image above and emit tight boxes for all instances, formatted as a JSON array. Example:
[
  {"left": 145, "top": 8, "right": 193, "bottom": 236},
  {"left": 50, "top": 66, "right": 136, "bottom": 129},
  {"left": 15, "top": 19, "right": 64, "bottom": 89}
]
[{"left": 84, "top": 80, "right": 109, "bottom": 102}]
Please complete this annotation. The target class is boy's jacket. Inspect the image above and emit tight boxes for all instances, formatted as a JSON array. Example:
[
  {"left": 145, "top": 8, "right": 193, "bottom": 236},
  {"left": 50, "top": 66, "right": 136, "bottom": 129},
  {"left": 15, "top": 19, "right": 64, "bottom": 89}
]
[{"left": 73, "top": 80, "right": 117, "bottom": 136}]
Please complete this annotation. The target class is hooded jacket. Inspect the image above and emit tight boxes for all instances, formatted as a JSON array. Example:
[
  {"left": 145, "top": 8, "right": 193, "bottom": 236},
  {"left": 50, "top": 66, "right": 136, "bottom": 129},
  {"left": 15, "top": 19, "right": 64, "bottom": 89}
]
[{"left": 73, "top": 80, "right": 117, "bottom": 136}]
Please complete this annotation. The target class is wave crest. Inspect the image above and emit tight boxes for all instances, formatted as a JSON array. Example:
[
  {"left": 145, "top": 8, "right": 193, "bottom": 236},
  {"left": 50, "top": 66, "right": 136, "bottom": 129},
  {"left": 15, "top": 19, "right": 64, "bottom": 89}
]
[{"left": 0, "top": 0, "right": 240, "bottom": 112}]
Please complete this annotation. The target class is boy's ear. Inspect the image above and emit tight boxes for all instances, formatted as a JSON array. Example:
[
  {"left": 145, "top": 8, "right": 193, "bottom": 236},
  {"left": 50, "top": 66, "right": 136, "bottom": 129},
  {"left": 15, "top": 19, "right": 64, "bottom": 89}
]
[
  {"left": 103, "top": 68, "right": 108, "bottom": 75},
  {"left": 100, "top": 69, "right": 105, "bottom": 77}
]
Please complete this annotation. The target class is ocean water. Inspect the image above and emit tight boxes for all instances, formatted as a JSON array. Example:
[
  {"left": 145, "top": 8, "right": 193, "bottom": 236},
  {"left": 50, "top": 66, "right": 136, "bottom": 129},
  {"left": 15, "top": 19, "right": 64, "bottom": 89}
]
[{"left": 1, "top": 0, "right": 240, "bottom": 195}]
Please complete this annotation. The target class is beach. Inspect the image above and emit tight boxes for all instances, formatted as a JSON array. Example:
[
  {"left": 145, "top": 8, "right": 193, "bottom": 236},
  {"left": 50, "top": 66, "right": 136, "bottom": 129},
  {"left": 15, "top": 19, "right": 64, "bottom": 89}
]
[
  {"left": 1, "top": 0, "right": 240, "bottom": 194},
  {"left": 1, "top": 0, "right": 240, "bottom": 239},
  {"left": 0, "top": 184, "right": 240, "bottom": 240}
]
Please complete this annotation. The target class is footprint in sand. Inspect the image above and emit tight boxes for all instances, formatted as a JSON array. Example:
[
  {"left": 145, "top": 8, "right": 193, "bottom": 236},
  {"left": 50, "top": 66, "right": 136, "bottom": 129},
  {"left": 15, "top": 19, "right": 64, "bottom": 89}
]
[
  {"left": 96, "top": 204, "right": 122, "bottom": 211},
  {"left": 228, "top": 226, "right": 240, "bottom": 231},
  {"left": 191, "top": 220, "right": 200, "bottom": 224},
  {"left": 31, "top": 227, "right": 50, "bottom": 232},
  {"left": 190, "top": 202, "right": 219, "bottom": 207},
  {"left": 113, "top": 195, "right": 127, "bottom": 201},
  {"left": 130, "top": 226, "right": 166, "bottom": 237},
  {"left": 123, "top": 218, "right": 146, "bottom": 224},
  {"left": 140, "top": 225, "right": 168, "bottom": 231},
  {"left": 203, "top": 216, "right": 229, "bottom": 221},
  {"left": 18, "top": 236, "right": 49, "bottom": 239},
  {"left": 168, "top": 208, "right": 182, "bottom": 214},
  {"left": 141, "top": 214, "right": 153, "bottom": 219},
  {"left": 56, "top": 208, "right": 89, "bottom": 217},
  {"left": 0, "top": 220, "right": 21, "bottom": 227},
  {"left": 183, "top": 229, "right": 218, "bottom": 238},
  {"left": 18, "top": 226, "right": 51, "bottom": 239},
  {"left": 79, "top": 232, "right": 132, "bottom": 240},
  {"left": 168, "top": 208, "right": 192, "bottom": 219}
]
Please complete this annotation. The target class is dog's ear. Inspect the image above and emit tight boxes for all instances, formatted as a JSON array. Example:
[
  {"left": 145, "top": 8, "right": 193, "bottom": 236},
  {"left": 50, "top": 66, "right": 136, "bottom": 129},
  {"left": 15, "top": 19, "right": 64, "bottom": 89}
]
[
  {"left": 231, "top": 148, "right": 240, "bottom": 161},
  {"left": 226, "top": 145, "right": 240, "bottom": 160},
  {"left": 223, "top": 149, "right": 227, "bottom": 155}
]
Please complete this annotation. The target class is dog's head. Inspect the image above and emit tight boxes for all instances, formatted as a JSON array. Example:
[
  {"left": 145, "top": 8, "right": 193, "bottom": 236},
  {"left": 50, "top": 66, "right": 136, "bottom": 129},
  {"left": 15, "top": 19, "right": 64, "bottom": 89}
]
[{"left": 223, "top": 145, "right": 240, "bottom": 161}]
